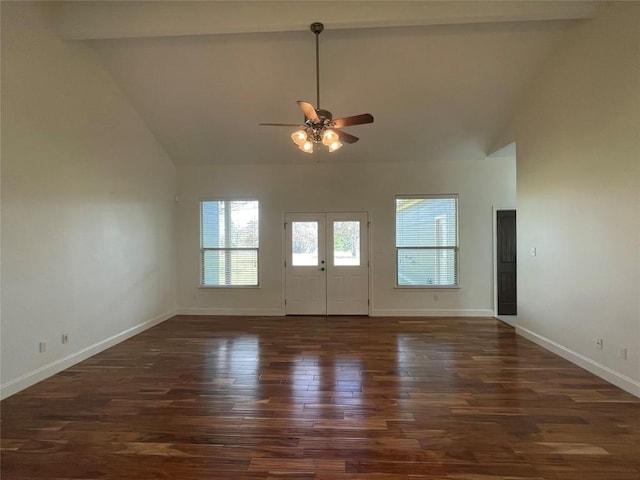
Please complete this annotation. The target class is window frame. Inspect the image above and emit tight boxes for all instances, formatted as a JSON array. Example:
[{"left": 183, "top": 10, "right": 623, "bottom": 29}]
[
  {"left": 199, "top": 198, "right": 260, "bottom": 288},
  {"left": 395, "top": 194, "right": 460, "bottom": 289}
]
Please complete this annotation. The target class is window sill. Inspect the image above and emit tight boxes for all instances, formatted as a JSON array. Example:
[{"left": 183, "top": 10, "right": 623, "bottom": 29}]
[
  {"left": 199, "top": 285, "right": 260, "bottom": 289},
  {"left": 395, "top": 285, "right": 460, "bottom": 290}
]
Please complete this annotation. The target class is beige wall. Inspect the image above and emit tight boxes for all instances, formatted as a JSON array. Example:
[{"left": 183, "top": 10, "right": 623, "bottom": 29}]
[
  {"left": 176, "top": 158, "right": 516, "bottom": 316},
  {"left": 514, "top": 2, "right": 640, "bottom": 395},
  {"left": 1, "top": 2, "right": 177, "bottom": 398},
  {"left": 6, "top": 1, "right": 636, "bottom": 400}
]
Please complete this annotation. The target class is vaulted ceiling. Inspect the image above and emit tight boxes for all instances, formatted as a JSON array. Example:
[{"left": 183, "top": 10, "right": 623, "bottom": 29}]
[{"left": 53, "top": 1, "right": 603, "bottom": 165}]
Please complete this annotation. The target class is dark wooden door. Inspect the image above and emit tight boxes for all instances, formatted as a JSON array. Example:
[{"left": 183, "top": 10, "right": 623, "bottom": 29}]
[{"left": 497, "top": 210, "right": 517, "bottom": 315}]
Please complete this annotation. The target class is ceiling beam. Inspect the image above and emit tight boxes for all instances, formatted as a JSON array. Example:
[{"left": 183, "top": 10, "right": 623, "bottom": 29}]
[{"left": 54, "top": 1, "right": 604, "bottom": 40}]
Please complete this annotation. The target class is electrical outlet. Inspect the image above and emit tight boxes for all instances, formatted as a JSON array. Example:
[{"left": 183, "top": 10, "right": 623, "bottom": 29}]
[
  {"left": 433, "top": 294, "right": 439, "bottom": 302},
  {"left": 39, "top": 341, "right": 46, "bottom": 353},
  {"left": 596, "top": 338, "right": 603, "bottom": 350},
  {"left": 62, "top": 333, "right": 69, "bottom": 344}
]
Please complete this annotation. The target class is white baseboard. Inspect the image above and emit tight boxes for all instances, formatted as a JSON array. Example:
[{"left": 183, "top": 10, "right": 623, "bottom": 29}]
[
  {"left": 516, "top": 326, "right": 640, "bottom": 398},
  {"left": 178, "top": 307, "right": 493, "bottom": 317},
  {"left": 370, "top": 308, "right": 494, "bottom": 317},
  {"left": 0, "top": 309, "right": 176, "bottom": 400},
  {"left": 176, "top": 307, "right": 285, "bottom": 316},
  {"left": 495, "top": 314, "right": 517, "bottom": 327}
]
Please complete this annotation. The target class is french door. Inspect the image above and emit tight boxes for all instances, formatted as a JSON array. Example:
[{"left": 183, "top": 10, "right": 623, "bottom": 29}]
[{"left": 285, "top": 212, "right": 369, "bottom": 315}]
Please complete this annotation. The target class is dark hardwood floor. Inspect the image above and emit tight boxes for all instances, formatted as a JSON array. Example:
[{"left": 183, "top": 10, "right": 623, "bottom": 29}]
[{"left": 2, "top": 316, "right": 639, "bottom": 479}]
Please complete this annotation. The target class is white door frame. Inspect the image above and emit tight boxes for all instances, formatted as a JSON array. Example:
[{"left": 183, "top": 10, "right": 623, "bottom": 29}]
[{"left": 284, "top": 211, "right": 370, "bottom": 315}]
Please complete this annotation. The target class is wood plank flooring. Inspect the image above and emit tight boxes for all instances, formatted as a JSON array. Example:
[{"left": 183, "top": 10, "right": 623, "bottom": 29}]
[{"left": 2, "top": 316, "right": 639, "bottom": 479}]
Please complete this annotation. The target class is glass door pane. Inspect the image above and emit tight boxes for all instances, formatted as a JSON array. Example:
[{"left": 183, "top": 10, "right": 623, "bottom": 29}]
[
  {"left": 291, "top": 221, "right": 318, "bottom": 266},
  {"left": 333, "top": 221, "right": 360, "bottom": 266}
]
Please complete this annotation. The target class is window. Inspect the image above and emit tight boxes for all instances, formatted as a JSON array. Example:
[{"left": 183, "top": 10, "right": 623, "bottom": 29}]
[
  {"left": 201, "top": 200, "right": 259, "bottom": 286},
  {"left": 395, "top": 195, "right": 458, "bottom": 287}
]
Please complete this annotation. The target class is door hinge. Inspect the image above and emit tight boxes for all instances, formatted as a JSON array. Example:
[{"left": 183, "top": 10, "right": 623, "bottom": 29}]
[
  {"left": 284, "top": 299, "right": 287, "bottom": 306},
  {"left": 284, "top": 260, "right": 287, "bottom": 267},
  {"left": 368, "top": 299, "right": 370, "bottom": 305}
]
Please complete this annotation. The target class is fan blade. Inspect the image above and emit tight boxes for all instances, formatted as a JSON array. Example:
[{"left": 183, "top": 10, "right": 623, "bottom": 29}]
[
  {"left": 332, "top": 113, "right": 374, "bottom": 128},
  {"left": 259, "top": 123, "right": 302, "bottom": 127},
  {"left": 297, "top": 100, "right": 320, "bottom": 123},
  {"left": 336, "top": 129, "right": 359, "bottom": 144}
]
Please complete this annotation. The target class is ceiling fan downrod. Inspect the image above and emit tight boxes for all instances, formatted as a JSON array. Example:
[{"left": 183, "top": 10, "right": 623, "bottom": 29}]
[{"left": 310, "top": 22, "right": 324, "bottom": 110}]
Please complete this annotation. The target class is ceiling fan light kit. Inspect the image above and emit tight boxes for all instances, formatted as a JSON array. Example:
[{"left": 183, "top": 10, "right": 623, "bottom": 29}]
[
  {"left": 290, "top": 120, "right": 343, "bottom": 154},
  {"left": 259, "top": 22, "right": 374, "bottom": 154}
]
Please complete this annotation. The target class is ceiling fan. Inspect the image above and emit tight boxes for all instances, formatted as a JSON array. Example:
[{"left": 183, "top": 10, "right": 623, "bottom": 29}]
[{"left": 259, "top": 22, "right": 374, "bottom": 153}]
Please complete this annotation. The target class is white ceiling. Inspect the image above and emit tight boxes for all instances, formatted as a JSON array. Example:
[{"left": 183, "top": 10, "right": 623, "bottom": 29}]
[{"left": 53, "top": 1, "right": 603, "bottom": 165}]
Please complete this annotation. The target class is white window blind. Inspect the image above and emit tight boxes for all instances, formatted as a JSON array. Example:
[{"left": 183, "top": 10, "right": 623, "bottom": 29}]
[
  {"left": 395, "top": 195, "right": 458, "bottom": 287},
  {"left": 201, "top": 200, "right": 259, "bottom": 287}
]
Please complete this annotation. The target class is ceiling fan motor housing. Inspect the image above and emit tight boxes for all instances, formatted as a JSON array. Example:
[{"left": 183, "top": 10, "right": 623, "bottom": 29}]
[{"left": 315, "top": 109, "right": 333, "bottom": 122}]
